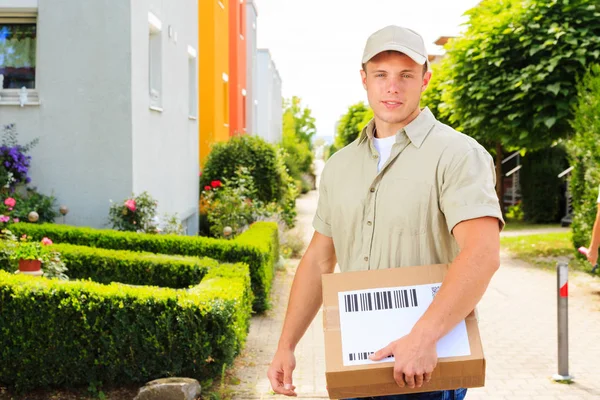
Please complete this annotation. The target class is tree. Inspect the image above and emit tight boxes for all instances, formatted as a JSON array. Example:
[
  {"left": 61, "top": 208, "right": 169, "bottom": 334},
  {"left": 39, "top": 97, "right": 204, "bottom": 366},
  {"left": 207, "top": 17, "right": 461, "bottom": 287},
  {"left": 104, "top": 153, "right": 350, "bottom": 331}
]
[
  {"left": 282, "top": 96, "right": 317, "bottom": 149},
  {"left": 427, "top": 0, "right": 600, "bottom": 203},
  {"left": 333, "top": 102, "right": 372, "bottom": 151}
]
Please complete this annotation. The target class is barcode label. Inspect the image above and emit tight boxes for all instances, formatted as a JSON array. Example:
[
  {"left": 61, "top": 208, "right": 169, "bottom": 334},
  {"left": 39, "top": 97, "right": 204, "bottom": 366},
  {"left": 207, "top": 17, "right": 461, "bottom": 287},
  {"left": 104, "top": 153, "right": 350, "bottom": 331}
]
[
  {"left": 431, "top": 285, "right": 441, "bottom": 298},
  {"left": 348, "top": 351, "right": 392, "bottom": 361},
  {"left": 343, "top": 288, "right": 418, "bottom": 313},
  {"left": 348, "top": 351, "right": 373, "bottom": 361}
]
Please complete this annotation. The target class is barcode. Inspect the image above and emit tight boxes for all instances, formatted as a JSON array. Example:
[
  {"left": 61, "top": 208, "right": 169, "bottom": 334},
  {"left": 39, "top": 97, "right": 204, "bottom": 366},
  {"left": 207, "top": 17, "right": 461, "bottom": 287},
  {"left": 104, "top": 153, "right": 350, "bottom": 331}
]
[
  {"left": 343, "top": 288, "right": 418, "bottom": 312},
  {"left": 348, "top": 351, "right": 373, "bottom": 361},
  {"left": 348, "top": 351, "right": 393, "bottom": 361}
]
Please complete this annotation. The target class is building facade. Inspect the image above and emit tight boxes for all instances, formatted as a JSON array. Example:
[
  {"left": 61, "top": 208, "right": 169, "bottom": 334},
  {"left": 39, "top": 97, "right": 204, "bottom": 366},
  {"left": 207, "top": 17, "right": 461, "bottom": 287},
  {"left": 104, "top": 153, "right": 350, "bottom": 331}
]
[
  {"left": 199, "top": 0, "right": 229, "bottom": 166},
  {"left": 256, "top": 49, "right": 282, "bottom": 144},
  {"left": 0, "top": 0, "right": 200, "bottom": 234}
]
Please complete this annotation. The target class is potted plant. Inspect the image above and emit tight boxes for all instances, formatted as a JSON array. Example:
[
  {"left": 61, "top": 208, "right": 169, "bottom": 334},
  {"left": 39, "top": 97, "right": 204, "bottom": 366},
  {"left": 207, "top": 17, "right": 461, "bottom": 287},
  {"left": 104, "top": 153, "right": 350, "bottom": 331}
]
[{"left": 7, "top": 234, "right": 56, "bottom": 275}]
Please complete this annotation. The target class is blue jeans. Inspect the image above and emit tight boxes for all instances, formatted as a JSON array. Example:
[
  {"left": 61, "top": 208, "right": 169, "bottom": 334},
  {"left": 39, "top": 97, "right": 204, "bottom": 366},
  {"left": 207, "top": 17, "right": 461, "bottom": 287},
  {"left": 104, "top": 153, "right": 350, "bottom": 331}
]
[{"left": 345, "top": 388, "right": 467, "bottom": 400}]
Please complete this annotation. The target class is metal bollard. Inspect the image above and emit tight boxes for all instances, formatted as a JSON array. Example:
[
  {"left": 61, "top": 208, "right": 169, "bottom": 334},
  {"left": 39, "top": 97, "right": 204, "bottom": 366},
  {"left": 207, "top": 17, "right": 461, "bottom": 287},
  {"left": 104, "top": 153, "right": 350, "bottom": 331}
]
[{"left": 552, "top": 262, "right": 573, "bottom": 382}]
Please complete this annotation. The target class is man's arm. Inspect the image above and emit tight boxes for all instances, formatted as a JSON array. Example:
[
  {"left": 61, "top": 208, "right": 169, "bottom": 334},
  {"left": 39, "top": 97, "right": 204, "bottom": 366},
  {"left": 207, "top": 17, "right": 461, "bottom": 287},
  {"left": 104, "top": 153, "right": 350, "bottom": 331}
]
[
  {"left": 370, "top": 216, "right": 500, "bottom": 389},
  {"left": 267, "top": 231, "right": 337, "bottom": 397},
  {"left": 586, "top": 203, "right": 600, "bottom": 265}
]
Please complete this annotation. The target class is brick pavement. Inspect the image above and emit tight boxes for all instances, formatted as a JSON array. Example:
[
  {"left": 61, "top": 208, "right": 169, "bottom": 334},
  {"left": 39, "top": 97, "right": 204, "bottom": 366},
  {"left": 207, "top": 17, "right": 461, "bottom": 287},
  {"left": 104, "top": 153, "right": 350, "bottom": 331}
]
[{"left": 229, "top": 180, "right": 600, "bottom": 400}]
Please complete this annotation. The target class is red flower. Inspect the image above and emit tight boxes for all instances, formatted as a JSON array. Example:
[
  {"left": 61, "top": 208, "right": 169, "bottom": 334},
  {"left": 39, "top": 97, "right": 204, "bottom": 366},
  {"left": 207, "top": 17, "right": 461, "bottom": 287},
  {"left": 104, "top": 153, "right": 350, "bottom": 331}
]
[
  {"left": 211, "top": 180, "right": 222, "bottom": 188},
  {"left": 204, "top": 186, "right": 211, "bottom": 191}
]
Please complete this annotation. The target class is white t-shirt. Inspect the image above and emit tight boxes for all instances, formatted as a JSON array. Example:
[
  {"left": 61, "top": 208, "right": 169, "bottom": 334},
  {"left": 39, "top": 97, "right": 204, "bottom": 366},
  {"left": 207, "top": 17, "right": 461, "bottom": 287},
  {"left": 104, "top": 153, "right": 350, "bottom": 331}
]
[{"left": 373, "top": 135, "right": 396, "bottom": 172}]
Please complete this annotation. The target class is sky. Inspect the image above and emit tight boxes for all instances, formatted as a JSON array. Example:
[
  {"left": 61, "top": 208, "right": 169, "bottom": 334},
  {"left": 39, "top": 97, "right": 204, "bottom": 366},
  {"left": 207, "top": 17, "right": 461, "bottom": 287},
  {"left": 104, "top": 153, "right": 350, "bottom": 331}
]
[{"left": 255, "top": 0, "right": 482, "bottom": 140}]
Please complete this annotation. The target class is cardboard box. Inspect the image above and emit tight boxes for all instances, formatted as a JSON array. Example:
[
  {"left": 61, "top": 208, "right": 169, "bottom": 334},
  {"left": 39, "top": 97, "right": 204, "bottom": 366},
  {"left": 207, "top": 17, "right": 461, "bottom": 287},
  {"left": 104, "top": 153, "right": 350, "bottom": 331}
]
[{"left": 322, "top": 264, "right": 485, "bottom": 399}]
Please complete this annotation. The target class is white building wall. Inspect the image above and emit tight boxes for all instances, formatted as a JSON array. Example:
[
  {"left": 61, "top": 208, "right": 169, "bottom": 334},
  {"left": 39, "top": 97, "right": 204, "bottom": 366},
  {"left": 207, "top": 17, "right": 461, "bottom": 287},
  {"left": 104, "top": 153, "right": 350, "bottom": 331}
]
[
  {"left": 130, "top": 0, "right": 199, "bottom": 234},
  {"left": 0, "top": 0, "right": 199, "bottom": 233},
  {"left": 245, "top": 0, "right": 258, "bottom": 135}
]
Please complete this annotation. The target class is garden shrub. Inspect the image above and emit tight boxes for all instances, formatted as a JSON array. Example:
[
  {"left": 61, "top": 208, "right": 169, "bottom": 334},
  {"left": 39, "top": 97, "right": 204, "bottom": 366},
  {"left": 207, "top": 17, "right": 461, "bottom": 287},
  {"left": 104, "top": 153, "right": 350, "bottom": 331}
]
[
  {"left": 567, "top": 64, "right": 600, "bottom": 250},
  {"left": 0, "top": 260, "right": 252, "bottom": 392},
  {"left": 8, "top": 221, "right": 279, "bottom": 312}
]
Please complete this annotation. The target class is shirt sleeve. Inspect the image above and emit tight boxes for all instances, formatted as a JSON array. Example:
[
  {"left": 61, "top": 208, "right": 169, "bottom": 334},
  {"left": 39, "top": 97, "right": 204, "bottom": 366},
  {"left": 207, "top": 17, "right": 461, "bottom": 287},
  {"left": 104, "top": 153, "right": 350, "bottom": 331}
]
[
  {"left": 312, "top": 164, "right": 333, "bottom": 237},
  {"left": 440, "top": 148, "right": 505, "bottom": 234}
]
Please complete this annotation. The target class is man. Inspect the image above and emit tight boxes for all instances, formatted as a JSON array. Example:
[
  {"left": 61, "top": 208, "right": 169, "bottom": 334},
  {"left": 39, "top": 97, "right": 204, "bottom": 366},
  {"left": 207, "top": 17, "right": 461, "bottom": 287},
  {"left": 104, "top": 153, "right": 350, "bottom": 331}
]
[{"left": 267, "top": 25, "right": 504, "bottom": 400}]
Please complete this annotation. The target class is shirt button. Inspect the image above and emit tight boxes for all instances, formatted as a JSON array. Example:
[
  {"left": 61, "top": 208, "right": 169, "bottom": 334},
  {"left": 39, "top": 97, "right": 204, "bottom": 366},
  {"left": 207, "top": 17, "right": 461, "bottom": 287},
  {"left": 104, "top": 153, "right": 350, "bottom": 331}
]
[
  {"left": 364, "top": 256, "right": 369, "bottom": 262},
  {"left": 370, "top": 187, "right": 375, "bottom": 192},
  {"left": 373, "top": 155, "right": 378, "bottom": 159},
  {"left": 367, "top": 221, "right": 372, "bottom": 226}
]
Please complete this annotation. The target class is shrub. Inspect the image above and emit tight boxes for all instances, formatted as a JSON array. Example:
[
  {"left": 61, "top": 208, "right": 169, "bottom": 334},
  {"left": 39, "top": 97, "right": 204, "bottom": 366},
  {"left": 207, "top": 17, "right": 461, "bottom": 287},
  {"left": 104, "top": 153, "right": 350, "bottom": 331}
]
[
  {"left": 48, "top": 243, "right": 212, "bottom": 288},
  {"left": 0, "top": 187, "right": 57, "bottom": 224},
  {"left": 201, "top": 135, "right": 286, "bottom": 204},
  {"left": 0, "top": 123, "right": 39, "bottom": 190},
  {"left": 108, "top": 191, "right": 158, "bottom": 233},
  {"left": 567, "top": 64, "right": 600, "bottom": 250},
  {"left": 0, "top": 260, "right": 252, "bottom": 392},
  {"left": 201, "top": 167, "right": 277, "bottom": 238},
  {"left": 8, "top": 221, "right": 279, "bottom": 312}
]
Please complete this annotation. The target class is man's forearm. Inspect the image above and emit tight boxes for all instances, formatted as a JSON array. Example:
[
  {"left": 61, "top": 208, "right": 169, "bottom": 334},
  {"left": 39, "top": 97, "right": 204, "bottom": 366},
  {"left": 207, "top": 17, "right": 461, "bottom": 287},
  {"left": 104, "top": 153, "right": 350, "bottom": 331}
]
[
  {"left": 411, "top": 245, "right": 499, "bottom": 344},
  {"left": 277, "top": 245, "right": 336, "bottom": 351},
  {"left": 589, "top": 210, "right": 600, "bottom": 250}
]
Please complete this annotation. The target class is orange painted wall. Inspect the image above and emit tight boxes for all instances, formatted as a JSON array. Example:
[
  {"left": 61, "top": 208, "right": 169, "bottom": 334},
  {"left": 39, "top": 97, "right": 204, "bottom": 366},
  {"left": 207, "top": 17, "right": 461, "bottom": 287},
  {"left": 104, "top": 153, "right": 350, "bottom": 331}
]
[
  {"left": 229, "top": 0, "right": 247, "bottom": 136},
  {"left": 199, "top": 0, "right": 229, "bottom": 166}
]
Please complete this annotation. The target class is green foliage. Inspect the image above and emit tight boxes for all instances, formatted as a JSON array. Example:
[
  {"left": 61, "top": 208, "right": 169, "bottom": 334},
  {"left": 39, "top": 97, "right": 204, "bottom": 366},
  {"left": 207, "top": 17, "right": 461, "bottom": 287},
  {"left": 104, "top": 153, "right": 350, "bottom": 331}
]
[
  {"left": 48, "top": 243, "right": 214, "bottom": 288},
  {"left": 281, "top": 97, "right": 316, "bottom": 193},
  {"left": 108, "top": 191, "right": 158, "bottom": 233},
  {"left": 201, "top": 135, "right": 286, "bottom": 204},
  {"left": 520, "top": 146, "right": 568, "bottom": 223},
  {"left": 0, "top": 187, "right": 58, "bottom": 224},
  {"left": 567, "top": 64, "right": 600, "bottom": 250},
  {"left": 8, "top": 221, "right": 279, "bottom": 312},
  {"left": 281, "top": 96, "right": 317, "bottom": 149},
  {"left": 0, "top": 230, "right": 68, "bottom": 280},
  {"left": 505, "top": 203, "right": 524, "bottom": 221},
  {"left": 201, "top": 167, "right": 277, "bottom": 238},
  {"left": 0, "top": 260, "right": 253, "bottom": 392},
  {"left": 436, "top": 0, "right": 600, "bottom": 151},
  {"left": 333, "top": 102, "right": 372, "bottom": 151}
]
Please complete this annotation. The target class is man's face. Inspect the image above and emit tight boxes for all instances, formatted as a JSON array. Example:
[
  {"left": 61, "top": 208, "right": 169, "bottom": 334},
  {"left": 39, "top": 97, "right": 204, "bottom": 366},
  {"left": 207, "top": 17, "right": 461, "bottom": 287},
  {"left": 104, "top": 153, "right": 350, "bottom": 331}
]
[{"left": 361, "top": 51, "right": 431, "bottom": 127}]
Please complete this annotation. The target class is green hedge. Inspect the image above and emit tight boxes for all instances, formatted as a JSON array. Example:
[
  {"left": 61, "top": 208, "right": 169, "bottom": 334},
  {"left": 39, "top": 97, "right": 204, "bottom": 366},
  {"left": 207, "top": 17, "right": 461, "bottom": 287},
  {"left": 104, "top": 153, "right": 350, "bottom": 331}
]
[
  {"left": 0, "top": 262, "right": 253, "bottom": 392},
  {"left": 50, "top": 243, "right": 212, "bottom": 288},
  {"left": 568, "top": 64, "right": 600, "bottom": 251},
  {"left": 8, "top": 222, "right": 279, "bottom": 312}
]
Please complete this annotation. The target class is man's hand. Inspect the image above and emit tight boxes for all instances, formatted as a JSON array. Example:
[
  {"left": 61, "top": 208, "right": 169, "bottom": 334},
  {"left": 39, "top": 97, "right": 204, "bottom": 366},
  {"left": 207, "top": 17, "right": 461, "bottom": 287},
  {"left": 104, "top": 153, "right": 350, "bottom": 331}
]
[
  {"left": 267, "top": 348, "right": 297, "bottom": 396},
  {"left": 369, "top": 331, "right": 438, "bottom": 389}
]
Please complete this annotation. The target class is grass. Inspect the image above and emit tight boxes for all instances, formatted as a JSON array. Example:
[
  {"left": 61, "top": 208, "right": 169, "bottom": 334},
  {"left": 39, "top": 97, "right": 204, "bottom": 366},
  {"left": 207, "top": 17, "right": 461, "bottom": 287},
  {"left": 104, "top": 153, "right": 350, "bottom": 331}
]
[
  {"left": 500, "top": 230, "right": 597, "bottom": 273},
  {"left": 503, "top": 218, "right": 562, "bottom": 232}
]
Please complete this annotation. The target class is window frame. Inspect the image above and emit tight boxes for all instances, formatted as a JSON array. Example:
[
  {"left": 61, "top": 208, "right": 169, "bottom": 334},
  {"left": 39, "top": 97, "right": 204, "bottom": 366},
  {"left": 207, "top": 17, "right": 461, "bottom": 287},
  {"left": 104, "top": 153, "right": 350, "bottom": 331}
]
[
  {"left": 0, "top": 12, "right": 40, "bottom": 106},
  {"left": 148, "top": 11, "right": 163, "bottom": 111}
]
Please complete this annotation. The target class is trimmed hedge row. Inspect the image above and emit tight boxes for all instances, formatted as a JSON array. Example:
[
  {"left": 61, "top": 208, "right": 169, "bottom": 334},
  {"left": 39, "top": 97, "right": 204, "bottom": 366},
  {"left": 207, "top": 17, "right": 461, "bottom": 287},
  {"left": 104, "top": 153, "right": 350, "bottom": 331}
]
[
  {"left": 0, "top": 261, "right": 253, "bottom": 391},
  {"left": 9, "top": 221, "right": 279, "bottom": 312},
  {"left": 49, "top": 243, "right": 212, "bottom": 288}
]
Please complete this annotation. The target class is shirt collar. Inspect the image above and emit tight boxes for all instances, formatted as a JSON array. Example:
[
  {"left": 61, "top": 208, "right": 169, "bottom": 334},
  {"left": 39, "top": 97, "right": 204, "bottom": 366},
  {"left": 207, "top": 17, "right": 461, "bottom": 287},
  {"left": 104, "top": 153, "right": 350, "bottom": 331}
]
[{"left": 358, "top": 107, "right": 437, "bottom": 149}]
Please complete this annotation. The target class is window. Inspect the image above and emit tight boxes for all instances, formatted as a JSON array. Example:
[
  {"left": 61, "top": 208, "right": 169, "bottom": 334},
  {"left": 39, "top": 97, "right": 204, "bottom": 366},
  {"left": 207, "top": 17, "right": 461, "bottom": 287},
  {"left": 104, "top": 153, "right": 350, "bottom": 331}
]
[
  {"left": 188, "top": 46, "right": 197, "bottom": 118},
  {"left": 148, "top": 12, "right": 162, "bottom": 110},
  {"left": 0, "top": 15, "right": 36, "bottom": 90}
]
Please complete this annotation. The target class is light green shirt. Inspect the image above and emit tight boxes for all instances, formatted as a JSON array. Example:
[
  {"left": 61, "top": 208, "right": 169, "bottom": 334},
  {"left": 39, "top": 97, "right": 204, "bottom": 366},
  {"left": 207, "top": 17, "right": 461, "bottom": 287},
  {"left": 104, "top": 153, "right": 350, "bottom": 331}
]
[{"left": 313, "top": 108, "right": 504, "bottom": 272}]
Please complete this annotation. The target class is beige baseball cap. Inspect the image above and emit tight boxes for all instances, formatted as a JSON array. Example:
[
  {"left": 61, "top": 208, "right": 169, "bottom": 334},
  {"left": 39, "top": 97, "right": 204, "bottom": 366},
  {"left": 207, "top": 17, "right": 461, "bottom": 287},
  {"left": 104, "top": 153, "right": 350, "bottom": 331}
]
[{"left": 362, "top": 25, "right": 430, "bottom": 70}]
